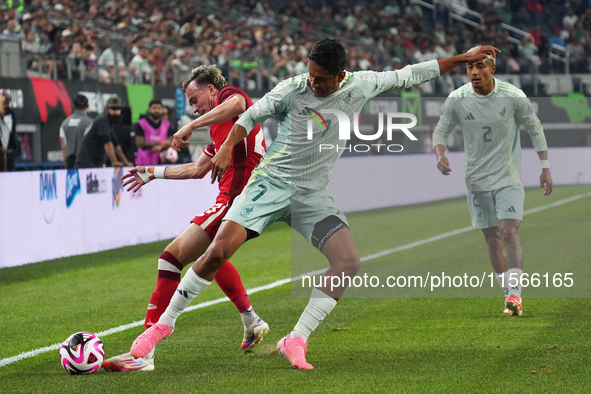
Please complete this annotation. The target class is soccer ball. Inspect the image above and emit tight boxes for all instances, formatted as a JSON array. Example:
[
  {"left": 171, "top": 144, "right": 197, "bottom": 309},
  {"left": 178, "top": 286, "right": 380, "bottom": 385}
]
[
  {"left": 160, "top": 147, "right": 178, "bottom": 164},
  {"left": 59, "top": 332, "right": 104, "bottom": 375}
]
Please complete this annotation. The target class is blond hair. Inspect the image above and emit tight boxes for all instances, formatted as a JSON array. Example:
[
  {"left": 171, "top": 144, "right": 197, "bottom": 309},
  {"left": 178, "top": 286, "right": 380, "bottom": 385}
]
[{"left": 181, "top": 65, "right": 228, "bottom": 93}]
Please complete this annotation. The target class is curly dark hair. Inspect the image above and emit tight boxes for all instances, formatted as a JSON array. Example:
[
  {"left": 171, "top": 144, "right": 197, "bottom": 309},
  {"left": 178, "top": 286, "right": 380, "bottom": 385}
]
[
  {"left": 308, "top": 39, "right": 346, "bottom": 75},
  {"left": 181, "top": 65, "right": 228, "bottom": 93}
]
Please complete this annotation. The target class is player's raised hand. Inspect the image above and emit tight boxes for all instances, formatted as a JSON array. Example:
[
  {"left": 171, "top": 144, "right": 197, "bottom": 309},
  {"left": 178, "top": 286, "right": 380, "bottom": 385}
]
[
  {"left": 210, "top": 145, "right": 232, "bottom": 184},
  {"left": 464, "top": 45, "right": 501, "bottom": 63},
  {"left": 172, "top": 124, "right": 194, "bottom": 150},
  {"left": 437, "top": 155, "right": 452, "bottom": 175},
  {"left": 122, "top": 166, "right": 151, "bottom": 193},
  {"left": 540, "top": 169, "right": 553, "bottom": 196}
]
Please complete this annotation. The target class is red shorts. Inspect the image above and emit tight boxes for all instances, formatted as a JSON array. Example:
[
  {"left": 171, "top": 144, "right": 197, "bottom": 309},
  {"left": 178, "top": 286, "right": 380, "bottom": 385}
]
[{"left": 190, "top": 200, "right": 231, "bottom": 240}]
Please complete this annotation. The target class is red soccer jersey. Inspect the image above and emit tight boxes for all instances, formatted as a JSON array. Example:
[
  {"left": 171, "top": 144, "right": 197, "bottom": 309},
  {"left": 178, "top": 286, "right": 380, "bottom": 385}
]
[{"left": 203, "top": 85, "right": 265, "bottom": 204}]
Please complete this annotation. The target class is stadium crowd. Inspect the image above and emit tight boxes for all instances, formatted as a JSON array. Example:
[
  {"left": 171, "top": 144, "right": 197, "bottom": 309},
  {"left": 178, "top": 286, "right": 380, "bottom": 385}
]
[{"left": 1, "top": 0, "right": 591, "bottom": 86}]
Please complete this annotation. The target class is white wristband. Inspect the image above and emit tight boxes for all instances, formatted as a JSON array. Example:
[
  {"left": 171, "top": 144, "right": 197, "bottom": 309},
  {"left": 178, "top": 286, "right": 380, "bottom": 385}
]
[
  {"left": 154, "top": 166, "right": 166, "bottom": 179},
  {"left": 540, "top": 159, "right": 550, "bottom": 169},
  {"left": 137, "top": 167, "right": 166, "bottom": 184}
]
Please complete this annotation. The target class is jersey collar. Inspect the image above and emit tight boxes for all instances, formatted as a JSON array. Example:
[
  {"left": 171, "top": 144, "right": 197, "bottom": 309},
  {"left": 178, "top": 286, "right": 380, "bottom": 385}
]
[{"left": 470, "top": 77, "right": 498, "bottom": 98}]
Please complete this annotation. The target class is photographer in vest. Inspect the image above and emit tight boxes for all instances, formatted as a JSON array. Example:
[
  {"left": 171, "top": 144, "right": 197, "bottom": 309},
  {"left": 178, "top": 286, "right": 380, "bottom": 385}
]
[{"left": 133, "top": 99, "right": 175, "bottom": 165}]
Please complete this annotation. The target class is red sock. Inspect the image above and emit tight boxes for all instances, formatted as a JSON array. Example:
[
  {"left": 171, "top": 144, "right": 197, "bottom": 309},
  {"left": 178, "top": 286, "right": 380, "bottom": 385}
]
[
  {"left": 215, "top": 261, "right": 251, "bottom": 313},
  {"left": 145, "top": 251, "right": 184, "bottom": 329}
]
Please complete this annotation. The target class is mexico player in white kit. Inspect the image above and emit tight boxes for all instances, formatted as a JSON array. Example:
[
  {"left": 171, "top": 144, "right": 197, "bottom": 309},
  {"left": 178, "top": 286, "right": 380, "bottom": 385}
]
[
  {"left": 433, "top": 49, "right": 553, "bottom": 316},
  {"left": 129, "top": 39, "right": 501, "bottom": 369}
]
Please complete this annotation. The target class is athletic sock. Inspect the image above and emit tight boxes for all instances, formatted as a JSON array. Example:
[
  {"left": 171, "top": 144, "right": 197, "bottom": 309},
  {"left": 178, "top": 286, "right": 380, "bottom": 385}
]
[
  {"left": 159, "top": 268, "right": 212, "bottom": 328},
  {"left": 290, "top": 287, "right": 337, "bottom": 341},
  {"left": 495, "top": 271, "right": 510, "bottom": 298},
  {"left": 144, "top": 251, "right": 183, "bottom": 329},
  {"left": 240, "top": 307, "right": 259, "bottom": 327},
  {"left": 506, "top": 268, "right": 523, "bottom": 298},
  {"left": 215, "top": 261, "right": 251, "bottom": 313}
]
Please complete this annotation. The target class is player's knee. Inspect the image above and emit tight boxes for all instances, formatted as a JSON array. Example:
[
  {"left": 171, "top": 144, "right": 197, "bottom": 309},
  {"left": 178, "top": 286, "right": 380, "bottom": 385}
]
[
  {"left": 203, "top": 244, "right": 228, "bottom": 270},
  {"left": 335, "top": 254, "right": 361, "bottom": 276},
  {"left": 483, "top": 228, "right": 502, "bottom": 248},
  {"left": 485, "top": 234, "right": 502, "bottom": 249},
  {"left": 346, "top": 255, "right": 361, "bottom": 276},
  {"left": 501, "top": 227, "right": 520, "bottom": 248}
]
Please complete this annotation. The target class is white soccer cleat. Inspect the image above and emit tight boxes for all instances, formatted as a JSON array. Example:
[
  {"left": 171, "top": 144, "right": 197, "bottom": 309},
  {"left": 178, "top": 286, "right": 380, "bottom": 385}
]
[
  {"left": 241, "top": 318, "right": 270, "bottom": 350},
  {"left": 102, "top": 348, "right": 155, "bottom": 372}
]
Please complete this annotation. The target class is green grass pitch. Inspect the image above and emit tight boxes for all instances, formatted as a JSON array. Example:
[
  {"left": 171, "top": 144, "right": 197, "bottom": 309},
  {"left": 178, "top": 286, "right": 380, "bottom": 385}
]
[{"left": 1, "top": 185, "right": 590, "bottom": 393}]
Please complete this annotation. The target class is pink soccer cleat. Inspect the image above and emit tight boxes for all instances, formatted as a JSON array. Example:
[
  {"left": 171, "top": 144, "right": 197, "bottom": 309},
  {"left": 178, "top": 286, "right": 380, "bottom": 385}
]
[
  {"left": 277, "top": 335, "right": 313, "bottom": 370},
  {"left": 130, "top": 323, "right": 174, "bottom": 358},
  {"left": 504, "top": 296, "right": 522, "bottom": 317}
]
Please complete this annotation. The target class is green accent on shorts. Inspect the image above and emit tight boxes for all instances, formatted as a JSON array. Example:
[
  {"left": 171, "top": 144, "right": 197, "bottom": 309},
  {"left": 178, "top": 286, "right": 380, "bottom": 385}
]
[{"left": 467, "top": 182, "right": 525, "bottom": 229}]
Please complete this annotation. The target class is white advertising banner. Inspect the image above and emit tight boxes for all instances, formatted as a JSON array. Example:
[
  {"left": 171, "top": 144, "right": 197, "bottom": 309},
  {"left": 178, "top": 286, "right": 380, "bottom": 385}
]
[
  {"left": 1, "top": 147, "right": 590, "bottom": 268},
  {"left": 329, "top": 147, "right": 591, "bottom": 213},
  {"left": 0, "top": 167, "right": 219, "bottom": 268}
]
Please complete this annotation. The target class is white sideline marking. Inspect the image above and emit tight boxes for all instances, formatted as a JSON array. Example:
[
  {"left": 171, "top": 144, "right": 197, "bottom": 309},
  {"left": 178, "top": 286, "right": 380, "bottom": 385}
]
[{"left": 1, "top": 191, "right": 589, "bottom": 368}]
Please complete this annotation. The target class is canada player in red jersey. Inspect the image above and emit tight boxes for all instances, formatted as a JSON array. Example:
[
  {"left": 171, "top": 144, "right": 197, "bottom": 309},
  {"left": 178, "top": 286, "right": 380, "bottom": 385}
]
[{"left": 102, "top": 65, "right": 267, "bottom": 372}]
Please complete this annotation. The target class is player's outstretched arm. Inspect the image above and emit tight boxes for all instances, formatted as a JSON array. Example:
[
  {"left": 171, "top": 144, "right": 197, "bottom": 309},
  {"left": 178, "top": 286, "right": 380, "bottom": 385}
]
[
  {"left": 210, "top": 124, "right": 248, "bottom": 184},
  {"left": 434, "top": 144, "right": 452, "bottom": 175},
  {"left": 438, "top": 45, "right": 501, "bottom": 74},
  {"left": 537, "top": 150, "right": 553, "bottom": 196},
  {"left": 121, "top": 153, "right": 213, "bottom": 193},
  {"left": 172, "top": 95, "right": 247, "bottom": 150}
]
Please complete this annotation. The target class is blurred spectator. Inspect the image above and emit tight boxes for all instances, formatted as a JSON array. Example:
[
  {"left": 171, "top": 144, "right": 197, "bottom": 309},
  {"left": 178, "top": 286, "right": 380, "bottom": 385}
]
[
  {"left": 0, "top": 0, "right": 589, "bottom": 90},
  {"left": 129, "top": 46, "right": 153, "bottom": 83},
  {"left": 75, "top": 96, "right": 132, "bottom": 168},
  {"left": 544, "top": 0, "right": 565, "bottom": 31},
  {"left": 513, "top": 7, "right": 532, "bottom": 30},
  {"left": 498, "top": 4, "right": 515, "bottom": 25},
  {"left": 413, "top": 42, "right": 437, "bottom": 64},
  {"left": 566, "top": 37, "right": 586, "bottom": 72},
  {"left": 0, "top": 91, "right": 19, "bottom": 171},
  {"left": 97, "top": 39, "right": 127, "bottom": 84},
  {"left": 113, "top": 106, "right": 136, "bottom": 165},
  {"left": 68, "top": 43, "right": 98, "bottom": 81},
  {"left": 59, "top": 94, "right": 93, "bottom": 169},
  {"left": 432, "top": 24, "right": 446, "bottom": 46},
  {"left": 562, "top": 7, "right": 579, "bottom": 29},
  {"left": 579, "top": 8, "right": 591, "bottom": 32},
  {"left": 2, "top": 19, "right": 21, "bottom": 41},
  {"left": 518, "top": 36, "right": 540, "bottom": 71},
  {"left": 133, "top": 99, "right": 174, "bottom": 166},
  {"left": 149, "top": 45, "right": 165, "bottom": 85},
  {"left": 528, "top": 23, "right": 542, "bottom": 48},
  {"left": 550, "top": 28, "right": 566, "bottom": 49},
  {"left": 166, "top": 48, "right": 190, "bottom": 86},
  {"left": 526, "top": 0, "right": 544, "bottom": 24}
]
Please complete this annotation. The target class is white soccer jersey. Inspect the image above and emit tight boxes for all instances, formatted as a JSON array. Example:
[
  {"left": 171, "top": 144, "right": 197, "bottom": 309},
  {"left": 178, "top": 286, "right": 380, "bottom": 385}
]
[
  {"left": 237, "top": 60, "right": 441, "bottom": 189},
  {"left": 433, "top": 78, "right": 548, "bottom": 191}
]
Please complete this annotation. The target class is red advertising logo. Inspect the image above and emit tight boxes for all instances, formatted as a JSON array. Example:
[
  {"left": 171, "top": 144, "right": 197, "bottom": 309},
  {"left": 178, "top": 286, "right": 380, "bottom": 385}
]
[{"left": 29, "top": 78, "right": 72, "bottom": 122}]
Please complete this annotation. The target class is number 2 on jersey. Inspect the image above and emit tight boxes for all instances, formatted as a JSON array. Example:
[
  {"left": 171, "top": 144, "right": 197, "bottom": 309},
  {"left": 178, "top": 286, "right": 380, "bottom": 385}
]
[{"left": 482, "top": 126, "right": 492, "bottom": 142}]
